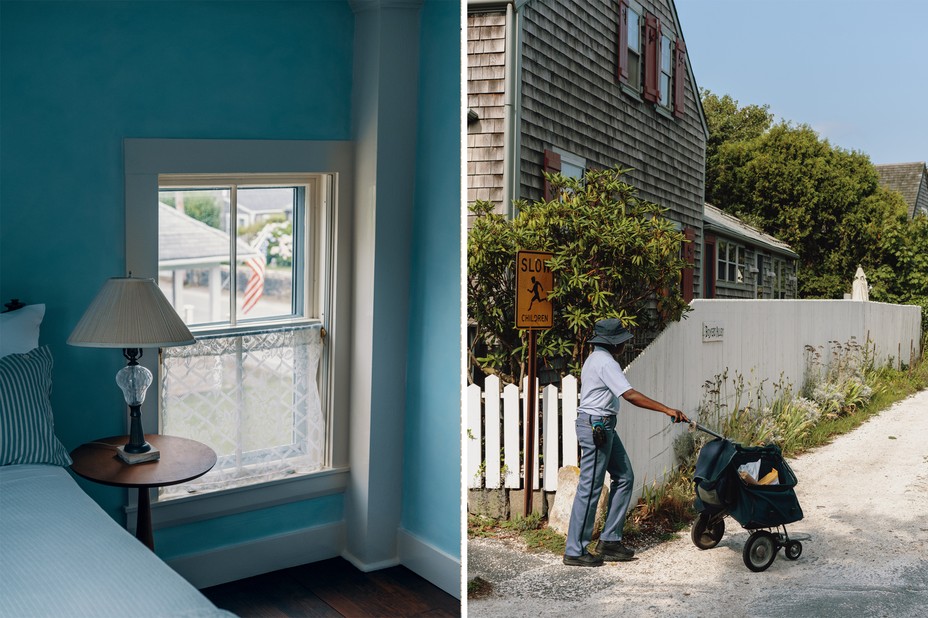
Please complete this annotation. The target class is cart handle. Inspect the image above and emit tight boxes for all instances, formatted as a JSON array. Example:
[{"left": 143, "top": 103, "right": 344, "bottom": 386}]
[{"left": 690, "top": 422, "right": 726, "bottom": 441}]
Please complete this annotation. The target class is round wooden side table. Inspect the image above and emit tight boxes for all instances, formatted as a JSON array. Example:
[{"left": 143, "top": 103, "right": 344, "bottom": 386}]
[{"left": 70, "top": 434, "right": 216, "bottom": 551}]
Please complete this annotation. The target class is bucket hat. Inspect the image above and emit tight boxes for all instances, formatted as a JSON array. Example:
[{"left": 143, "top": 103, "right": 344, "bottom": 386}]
[{"left": 588, "top": 318, "right": 633, "bottom": 346}]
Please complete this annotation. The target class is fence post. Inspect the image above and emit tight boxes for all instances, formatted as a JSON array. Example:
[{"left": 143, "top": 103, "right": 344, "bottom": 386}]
[
  {"left": 484, "top": 376, "right": 502, "bottom": 489},
  {"left": 542, "top": 383, "right": 560, "bottom": 491},
  {"left": 502, "top": 382, "right": 521, "bottom": 489},
  {"left": 562, "top": 375, "right": 579, "bottom": 468},
  {"left": 466, "top": 383, "right": 482, "bottom": 489}
]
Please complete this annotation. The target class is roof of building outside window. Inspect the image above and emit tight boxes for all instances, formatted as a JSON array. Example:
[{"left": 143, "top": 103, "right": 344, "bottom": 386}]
[
  {"left": 703, "top": 203, "right": 798, "bottom": 259},
  {"left": 874, "top": 161, "right": 927, "bottom": 219},
  {"left": 158, "top": 203, "right": 261, "bottom": 268}
]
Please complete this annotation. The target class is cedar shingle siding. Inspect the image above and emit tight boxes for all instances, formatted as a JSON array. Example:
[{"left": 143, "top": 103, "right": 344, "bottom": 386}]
[
  {"left": 467, "top": 0, "right": 707, "bottom": 296},
  {"left": 467, "top": 11, "right": 508, "bottom": 222},
  {"left": 517, "top": 0, "right": 704, "bottom": 221}
]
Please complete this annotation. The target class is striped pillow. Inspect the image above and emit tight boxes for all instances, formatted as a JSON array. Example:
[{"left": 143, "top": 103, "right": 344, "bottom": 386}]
[{"left": 0, "top": 346, "right": 72, "bottom": 466}]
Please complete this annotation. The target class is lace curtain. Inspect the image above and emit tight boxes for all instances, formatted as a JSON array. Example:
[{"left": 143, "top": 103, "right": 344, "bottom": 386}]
[{"left": 159, "top": 325, "right": 324, "bottom": 499}]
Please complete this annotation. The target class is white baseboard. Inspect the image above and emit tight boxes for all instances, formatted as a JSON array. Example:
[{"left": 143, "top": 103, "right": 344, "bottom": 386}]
[
  {"left": 397, "top": 528, "right": 461, "bottom": 599},
  {"left": 166, "top": 521, "right": 345, "bottom": 589}
]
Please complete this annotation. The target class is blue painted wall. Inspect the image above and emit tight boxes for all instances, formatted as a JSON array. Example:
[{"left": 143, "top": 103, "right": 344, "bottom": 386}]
[
  {"left": 403, "top": 0, "right": 462, "bottom": 559},
  {"left": 0, "top": 0, "right": 353, "bottom": 538},
  {"left": 0, "top": 0, "right": 461, "bottom": 574}
]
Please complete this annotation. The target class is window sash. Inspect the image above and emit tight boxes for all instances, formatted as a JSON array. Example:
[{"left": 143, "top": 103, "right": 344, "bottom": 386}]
[{"left": 158, "top": 325, "right": 325, "bottom": 500}]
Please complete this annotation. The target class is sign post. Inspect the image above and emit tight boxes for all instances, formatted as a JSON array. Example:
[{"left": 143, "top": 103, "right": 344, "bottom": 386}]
[{"left": 515, "top": 250, "right": 553, "bottom": 517}]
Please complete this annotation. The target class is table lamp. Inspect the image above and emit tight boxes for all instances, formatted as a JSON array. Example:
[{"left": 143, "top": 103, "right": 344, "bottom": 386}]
[{"left": 68, "top": 276, "right": 194, "bottom": 464}]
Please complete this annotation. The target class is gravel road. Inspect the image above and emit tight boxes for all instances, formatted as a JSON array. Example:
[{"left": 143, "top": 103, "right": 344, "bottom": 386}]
[{"left": 467, "top": 388, "right": 928, "bottom": 618}]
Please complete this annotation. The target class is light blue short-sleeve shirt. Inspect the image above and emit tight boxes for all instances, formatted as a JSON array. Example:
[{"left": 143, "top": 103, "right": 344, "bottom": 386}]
[{"left": 577, "top": 346, "right": 633, "bottom": 417}]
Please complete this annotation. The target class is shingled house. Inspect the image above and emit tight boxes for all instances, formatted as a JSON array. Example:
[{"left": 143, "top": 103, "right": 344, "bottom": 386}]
[
  {"left": 875, "top": 162, "right": 928, "bottom": 219},
  {"left": 703, "top": 204, "right": 799, "bottom": 300},
  {"left": 467, "top": 0, "right": 708, "bottom": 301}
]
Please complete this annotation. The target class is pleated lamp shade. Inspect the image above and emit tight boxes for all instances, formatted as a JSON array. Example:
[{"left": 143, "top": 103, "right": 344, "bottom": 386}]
[{"left": 68, "top": 277, "right": 195, "bottom": 348}]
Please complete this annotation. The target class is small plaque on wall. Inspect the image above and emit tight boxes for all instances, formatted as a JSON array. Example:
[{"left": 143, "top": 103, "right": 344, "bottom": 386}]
[{"left": 702, "top": 321, "right": 724, "bottom": 342}]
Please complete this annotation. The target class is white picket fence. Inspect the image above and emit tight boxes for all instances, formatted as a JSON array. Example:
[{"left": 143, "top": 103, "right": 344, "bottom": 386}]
[{"left": 466, "top": 374, "right": 580, "bottom": 491}]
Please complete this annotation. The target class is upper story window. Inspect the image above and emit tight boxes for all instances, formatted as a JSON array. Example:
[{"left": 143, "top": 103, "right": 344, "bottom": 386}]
[
  {"left": 617, "top": 1, "right": 686, "bottom": 117},
  {"left": 618, "top": 1, "right": 643, "bottom": 92},
  {"left": 659, "top": 33, "right": 673, "bottom": 108}
]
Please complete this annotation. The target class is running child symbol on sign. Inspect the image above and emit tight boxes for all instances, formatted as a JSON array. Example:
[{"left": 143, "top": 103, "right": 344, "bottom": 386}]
[{"left": 527, "top": 276, "right": 546, "bottom": 311}]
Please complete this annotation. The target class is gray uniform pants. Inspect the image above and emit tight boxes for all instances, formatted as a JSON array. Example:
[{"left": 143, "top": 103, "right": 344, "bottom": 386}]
[{"left": 565, "top": 412, "right": 635, "bottom": 557}]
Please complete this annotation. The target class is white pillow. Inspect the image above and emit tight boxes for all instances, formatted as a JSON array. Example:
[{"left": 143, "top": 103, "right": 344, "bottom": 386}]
[{"left": 0, "top": 304, "right": 45, "bottom": 358}]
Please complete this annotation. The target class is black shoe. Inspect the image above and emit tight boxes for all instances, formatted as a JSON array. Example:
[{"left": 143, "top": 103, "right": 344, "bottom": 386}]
[
  {"left": 562, "top": 552, "right": 604, "bottom": 567},
  {"left": 596, "top": 540, "right": 635, "bottom": 561}
]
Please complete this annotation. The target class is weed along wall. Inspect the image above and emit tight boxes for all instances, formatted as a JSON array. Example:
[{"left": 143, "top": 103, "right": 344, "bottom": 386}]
[{"left": 467, "top": 299, "right": 922, "bottom": 519}]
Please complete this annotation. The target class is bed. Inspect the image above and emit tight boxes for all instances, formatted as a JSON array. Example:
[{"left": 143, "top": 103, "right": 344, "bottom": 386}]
[{"left": 0, "top": 302, "right": 235, "bottom": 617}]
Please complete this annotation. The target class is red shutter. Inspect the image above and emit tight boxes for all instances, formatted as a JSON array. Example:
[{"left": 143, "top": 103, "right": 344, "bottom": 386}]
[
  {"left": 617, "top": 0, "right": 629, "bottom": 83},
  {"left": 673, "top": 38, "right": 686, "bottom": 117},
  {"left": 643, "top": 14, "right": 660, "bottom": 103},
  {"left": 681, "top": 226, "right": 696, "bottom": 302},
  {"left": 543, "top": 150, "right": 562, "bottom": 202}
]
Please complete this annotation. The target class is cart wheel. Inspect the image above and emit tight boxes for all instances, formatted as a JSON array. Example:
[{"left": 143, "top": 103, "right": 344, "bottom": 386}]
[
  {"left": 743, "top": 531, "right": 778, "bottom": 572},
  {"left": 785, "top": 540, "right": 803, "bottom": 560},
  {"left": 691, "top": 512, "right": 725, "bottom": 550}
]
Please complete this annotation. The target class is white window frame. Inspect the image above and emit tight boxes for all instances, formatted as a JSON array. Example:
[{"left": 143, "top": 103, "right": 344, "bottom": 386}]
[
  {"left": 552, "top": 147, "right": 587, "bottom": 180},
  {"left": 717, "top": 239, "right": 745, "bottom": 283},
  {"left": 659, "top": 32, "right": 673, "bottom": 110},
  {"left": 124, "top": 139, "right": 352, "bottom": 528},
  {"left": 156, "top": 173, "right": 329, "bottom": 500},
  {"left": 624, "top": 0, "right": 643, "bottom": 95}
]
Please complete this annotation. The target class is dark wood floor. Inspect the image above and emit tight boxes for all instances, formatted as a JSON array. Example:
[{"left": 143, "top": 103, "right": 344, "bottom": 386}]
[{"left": 201, "top": 558, "right": 460, "bottom": 618}]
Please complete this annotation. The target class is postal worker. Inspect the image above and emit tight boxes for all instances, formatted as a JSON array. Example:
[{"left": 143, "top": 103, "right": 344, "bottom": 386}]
[{"left": 563, "top": 318, "right": 690, "bottom": 567}]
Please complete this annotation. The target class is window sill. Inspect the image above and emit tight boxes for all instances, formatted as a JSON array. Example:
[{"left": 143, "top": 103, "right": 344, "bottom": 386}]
[
  {"left": 654, "top": 105, "right": 675, "bottom": 121},
  {"left": 619, "top": 82, "right": 643, "bottom": 102},
  {"left": 126, "top": 466, "right": 350, "bottom": 533}
]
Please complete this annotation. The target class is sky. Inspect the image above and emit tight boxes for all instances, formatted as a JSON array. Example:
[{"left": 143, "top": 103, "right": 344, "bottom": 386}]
[{"left": 675, "top": 0, "right": 927, "bottom": 165}]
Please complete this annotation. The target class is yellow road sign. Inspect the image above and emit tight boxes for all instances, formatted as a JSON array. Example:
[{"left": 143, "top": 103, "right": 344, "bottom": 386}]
[{"left": 516, "top": 250, "right": 553, "bottom": 330}]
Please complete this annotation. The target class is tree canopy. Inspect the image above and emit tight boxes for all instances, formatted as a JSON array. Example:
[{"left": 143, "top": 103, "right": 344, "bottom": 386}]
[
  {"left": 702, "top": 90, "right": 926, "bottom": 308},
  {"left": 467, "top": 167, "right": 689, "bottom": 383}
]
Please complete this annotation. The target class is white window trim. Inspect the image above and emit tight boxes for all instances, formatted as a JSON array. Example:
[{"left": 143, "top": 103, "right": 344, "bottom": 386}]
[
  {"left": 551, "top": 147, "right": 587, "bottom": 180},
  {"left": 124, "top": 139, "right": 353, "bottom": 527}
]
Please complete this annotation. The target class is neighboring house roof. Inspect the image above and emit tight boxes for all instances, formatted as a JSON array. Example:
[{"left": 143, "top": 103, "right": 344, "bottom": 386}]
[
  {"left": 159, "top": 202, "right": 259, "bottom": 268},
  {"left": 874, "top": 161, "right": 928, "bottom": 219},
  {"left": 233, "top": 188, "right": 294, "bottom": 219},
  {"left": 703, "top": 204, "right": 798, "bottom": 258}
]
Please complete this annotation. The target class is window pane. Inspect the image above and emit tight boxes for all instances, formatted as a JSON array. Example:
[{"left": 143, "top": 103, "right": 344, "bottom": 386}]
[
  {"left": 628, "top": 50, "right": 641, "bottom": 89},
  {"left": 158, "top": 188, "right": 232, "bottom": 325},
  {"left": 660, "top": 74, "right": 671, "bottom": 106},
  {"left": 628, "top": 9, "right": 640, "bottom": 51},
  {"left": 661, "top": 35, "right": 672, "bottom": 72},
  {"left": 159, "top": 326, "right": 324, "bottom": 499},
  {"left": 236, "top": 187, "right": 299, "bottom": 321}
]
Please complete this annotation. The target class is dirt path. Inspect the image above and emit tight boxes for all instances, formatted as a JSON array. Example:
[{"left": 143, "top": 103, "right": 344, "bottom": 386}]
[{"left": 467, "top": 388, "right": 928, "bottom": 617}]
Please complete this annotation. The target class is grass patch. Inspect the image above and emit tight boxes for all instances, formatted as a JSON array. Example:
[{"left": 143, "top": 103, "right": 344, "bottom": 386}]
[
  {"left": 467, "top": 577, "right": 494, "bottom": 599},
  {"left": 467, "top": 513, "right": 567, "bottom": 555}
]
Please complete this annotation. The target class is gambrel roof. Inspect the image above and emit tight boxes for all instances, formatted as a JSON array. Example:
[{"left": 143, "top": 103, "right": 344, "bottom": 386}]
[{"left": 875, "top": 161, "right": 928, "bottom": 219}]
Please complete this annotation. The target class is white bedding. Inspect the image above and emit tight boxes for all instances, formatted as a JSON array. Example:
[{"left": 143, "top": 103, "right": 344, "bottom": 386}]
[{"left": 0, "top": 464, "right": 236, "bottom": 617}]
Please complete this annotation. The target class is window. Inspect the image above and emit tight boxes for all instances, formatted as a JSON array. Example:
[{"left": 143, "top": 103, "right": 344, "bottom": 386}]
[
  {"left": 156, "top": 174, "right": 332, "bottom": 500},
  {"left": 717, "top": 240, "right": 745, "bottom": 283},
  {"left": 619, "top": 2, "right": 686, "bottom": 116},
  {"left": 772, "top": 258, "right": 788, "bottom": 299},
  {"left": 618, "top": 1, "right": 643, "bottom": 92},
  {"left": 553, "top": 148, "right": 586, "bottom": 180},
  {"left": 659, "top": 33, "right": 672, "bottom": 108}
]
